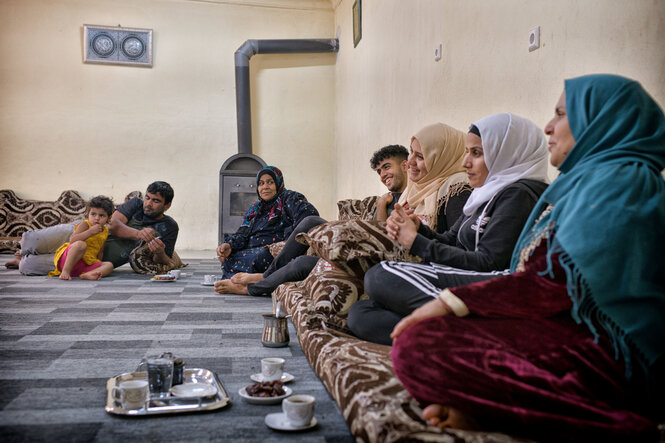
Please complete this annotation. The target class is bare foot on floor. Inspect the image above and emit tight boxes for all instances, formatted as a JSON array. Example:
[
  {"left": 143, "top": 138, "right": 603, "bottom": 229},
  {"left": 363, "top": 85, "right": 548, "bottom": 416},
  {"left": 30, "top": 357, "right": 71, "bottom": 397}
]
[
  {"left": 80, "top": 270, "right": 103, "bottom": 280},
  {"left": 230, "top": 272, "right": 263, "bottom": 285},
  {"left": 5, "top": 257, "right": 20, "bottom": 269},
  {"left": 214, "top": 279, "right": 249, "bottom": 295},
  {"left": 422, "top": 404, "right": 482, "bottom": 430},
  {"left": 59, "top": 272, "right": 72, "bottom": 280}
]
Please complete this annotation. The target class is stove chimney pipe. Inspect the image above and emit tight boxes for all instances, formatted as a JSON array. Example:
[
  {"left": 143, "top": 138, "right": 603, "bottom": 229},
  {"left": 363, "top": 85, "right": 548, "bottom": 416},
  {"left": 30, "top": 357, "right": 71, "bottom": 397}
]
[{"left": 234, "top": 38, "right": 339, "bottom": 155}]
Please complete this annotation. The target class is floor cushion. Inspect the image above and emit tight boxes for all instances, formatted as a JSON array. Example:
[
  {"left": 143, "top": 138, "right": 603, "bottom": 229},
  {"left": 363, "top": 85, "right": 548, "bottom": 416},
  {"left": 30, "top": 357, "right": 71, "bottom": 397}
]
[{"left": 296, "top": 219, "right": 420, "bottom": 277}]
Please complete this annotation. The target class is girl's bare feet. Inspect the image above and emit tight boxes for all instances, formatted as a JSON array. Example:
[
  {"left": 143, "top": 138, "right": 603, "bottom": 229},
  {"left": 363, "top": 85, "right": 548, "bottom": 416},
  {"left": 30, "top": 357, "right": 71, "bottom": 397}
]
[
  {"left": 230, "top": 272, "right": 263, "bottom": 285},
  {"left": 422, "top": 404, "right": 481, "bottom": 430},
  {"left": 59, "top": 272, "right": 72, "bottom": 280},
  {"left": 80, "top": 270, "right": 103, "bottom": 280},
  {"left": 5, "top": 252, "right": 20, "bottom": 269},
  {"left": 214, "top": 279, "right": 249, "bottom": 295}
]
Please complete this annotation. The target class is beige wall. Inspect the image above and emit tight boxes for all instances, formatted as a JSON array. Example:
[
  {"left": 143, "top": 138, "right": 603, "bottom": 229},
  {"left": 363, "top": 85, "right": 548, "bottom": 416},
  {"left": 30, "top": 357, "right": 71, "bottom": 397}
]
[
  {"left": 0, "top": 0, "right": 335, "bottom": 250},
  {"left": 332, "top": 0, "right": 665, "bottom": 200},
  {"left": 2, "top": 0, "right": 664, "bottom": 251}
]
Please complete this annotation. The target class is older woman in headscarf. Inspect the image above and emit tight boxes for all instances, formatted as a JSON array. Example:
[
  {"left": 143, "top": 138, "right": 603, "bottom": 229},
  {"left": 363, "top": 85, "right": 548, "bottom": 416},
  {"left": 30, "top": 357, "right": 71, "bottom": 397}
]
[
  {"left": 215, "top": 123, "right": 473, "bottom": 296},
  {"left": 390, "top": 74, "right": 665, "bottom": 441},
  {"left": 216, "top": 166, "right": 319, "bottom": 279},
  {"left": 348, "top": 113, "right": 550, "bottom": 344}
]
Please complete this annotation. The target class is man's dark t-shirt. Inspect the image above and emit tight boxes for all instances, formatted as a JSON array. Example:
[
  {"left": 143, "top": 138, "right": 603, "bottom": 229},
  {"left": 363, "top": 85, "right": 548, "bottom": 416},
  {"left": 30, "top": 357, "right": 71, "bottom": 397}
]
[
  {"left": 373, "top": 192, "right": 402, "bottom": 219},
  {"left": 386, "top": 192, "right": 402, "bottom": 215},
  {"left": 103, "top": 198, "right": 179, "bottom": 268}
]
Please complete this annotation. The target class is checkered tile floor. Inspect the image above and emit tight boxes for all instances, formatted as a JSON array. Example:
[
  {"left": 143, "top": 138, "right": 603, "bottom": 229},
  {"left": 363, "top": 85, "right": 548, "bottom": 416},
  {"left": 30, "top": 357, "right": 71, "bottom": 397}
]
[{"left": 0, "top": 253, "right": 352, "bottom": 442}]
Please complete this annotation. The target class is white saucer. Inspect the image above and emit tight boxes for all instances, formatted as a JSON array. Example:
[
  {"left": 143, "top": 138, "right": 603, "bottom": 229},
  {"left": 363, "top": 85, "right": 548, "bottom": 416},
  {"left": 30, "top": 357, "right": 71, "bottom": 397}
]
[
  {"left": 170, "top": 382, "right": 216, "bottom": 398},
  {"left": 238, "top": 385, "right": 292, "bottom": 405},
  {"left": 264, "top": 412, "right": 317, "bottom": 431},
  {"left": 200, "top": 282, "right": 215, "bottom": 286},
  {"left": 250, "top": 372, "right": 295, "bottom": 384}
]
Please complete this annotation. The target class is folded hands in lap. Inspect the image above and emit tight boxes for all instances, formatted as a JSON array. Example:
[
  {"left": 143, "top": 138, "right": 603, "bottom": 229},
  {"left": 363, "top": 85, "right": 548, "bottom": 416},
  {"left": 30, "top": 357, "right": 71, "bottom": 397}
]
[{"left": 386, "top": 203, "right": 419, "bottom": 249}]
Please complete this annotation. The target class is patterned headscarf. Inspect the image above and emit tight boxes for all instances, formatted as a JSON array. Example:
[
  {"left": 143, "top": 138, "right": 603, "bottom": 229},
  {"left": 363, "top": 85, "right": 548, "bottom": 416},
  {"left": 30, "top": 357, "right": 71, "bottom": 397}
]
[
  {"left": 241, "top": 166, "right": 286, "bottom": 227},
  {"left": 511, "top": 74, "right": 665, "bottom": 378}
]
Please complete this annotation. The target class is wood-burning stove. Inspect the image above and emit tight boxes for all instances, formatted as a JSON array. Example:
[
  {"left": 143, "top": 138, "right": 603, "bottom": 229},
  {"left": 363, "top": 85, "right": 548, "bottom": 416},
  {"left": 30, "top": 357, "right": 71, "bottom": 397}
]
[
  {"left": 218, "top": 153, "right": 266, "bottom": 244},
  {"left": 219, "top": 38, "right": 338, "bottom": 244}
]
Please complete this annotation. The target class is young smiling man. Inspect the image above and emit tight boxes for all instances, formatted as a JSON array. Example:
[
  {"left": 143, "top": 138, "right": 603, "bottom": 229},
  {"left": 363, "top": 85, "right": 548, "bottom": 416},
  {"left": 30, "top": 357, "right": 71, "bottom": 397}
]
[
  {"left": 104, "top": 181, "right": 179, "bottom": 269},
  {"left": 370, "top": 144, "right": 409, "bottom": 221}
]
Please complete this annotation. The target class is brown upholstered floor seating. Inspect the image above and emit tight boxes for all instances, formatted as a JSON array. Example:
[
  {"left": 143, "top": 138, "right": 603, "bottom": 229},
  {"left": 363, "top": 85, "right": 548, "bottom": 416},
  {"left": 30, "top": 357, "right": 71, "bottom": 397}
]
[
  {"left": 272, "top": 196, "right": 524, "bottom": 443},
  {"left": 0, "top": 190, "right": 87, "bottom": 253}
]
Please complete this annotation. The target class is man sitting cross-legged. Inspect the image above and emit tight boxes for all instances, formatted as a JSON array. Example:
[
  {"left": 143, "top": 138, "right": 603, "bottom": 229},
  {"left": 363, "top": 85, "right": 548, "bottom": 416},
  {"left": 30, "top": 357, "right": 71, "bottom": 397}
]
[{"left": 214, "top": 144, "right": 409, "bottom": 295}]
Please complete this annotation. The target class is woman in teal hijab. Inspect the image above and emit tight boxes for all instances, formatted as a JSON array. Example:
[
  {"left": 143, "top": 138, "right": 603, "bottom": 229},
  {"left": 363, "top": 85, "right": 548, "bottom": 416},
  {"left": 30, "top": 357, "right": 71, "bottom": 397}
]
[{"left": 389, "top": 74, "right": 665, "bottom": 441}]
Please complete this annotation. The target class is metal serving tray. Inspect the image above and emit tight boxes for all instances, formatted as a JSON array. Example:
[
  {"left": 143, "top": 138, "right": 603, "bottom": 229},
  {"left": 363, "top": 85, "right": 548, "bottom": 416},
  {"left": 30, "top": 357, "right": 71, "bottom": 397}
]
[{"left": 105, "top": 368, "right": 231, "bottom": 416}]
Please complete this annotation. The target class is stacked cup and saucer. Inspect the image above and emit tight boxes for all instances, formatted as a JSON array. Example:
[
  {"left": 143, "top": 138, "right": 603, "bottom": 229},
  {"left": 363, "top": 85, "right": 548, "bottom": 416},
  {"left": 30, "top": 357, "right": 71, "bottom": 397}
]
[
  {"left": 240, "top": 358, "right": 317, "bottom": 431},
  {"left": 265, "top": 395, "right": 317, "bottom": 431},
  {"left": 251, "top": 357, "right": 295, "bottom": 384},
  {"left": 200, "top": 274, "right": 218, "bottom": 286},
  {"left": 239, "top": 357, "right": 293, "bottom": 404}
]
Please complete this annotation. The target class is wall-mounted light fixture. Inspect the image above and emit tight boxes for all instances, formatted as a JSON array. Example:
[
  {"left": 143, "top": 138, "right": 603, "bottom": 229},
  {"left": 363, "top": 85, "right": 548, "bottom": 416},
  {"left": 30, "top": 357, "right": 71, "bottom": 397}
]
[{"left": 83, "top": 24, "right": 153, "bottom": 67}]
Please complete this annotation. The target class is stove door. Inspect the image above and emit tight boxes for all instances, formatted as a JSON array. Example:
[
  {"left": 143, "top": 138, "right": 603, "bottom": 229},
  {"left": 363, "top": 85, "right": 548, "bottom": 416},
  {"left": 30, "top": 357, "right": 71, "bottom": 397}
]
[{"left": 220, "top": 175, "right": 257, "bottom": 242}]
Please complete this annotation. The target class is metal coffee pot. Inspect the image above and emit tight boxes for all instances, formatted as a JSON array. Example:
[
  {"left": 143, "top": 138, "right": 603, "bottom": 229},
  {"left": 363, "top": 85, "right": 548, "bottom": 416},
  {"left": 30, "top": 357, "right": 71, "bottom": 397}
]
[{"left": 261, "top": 313, "right": 289, "bottom": 348}]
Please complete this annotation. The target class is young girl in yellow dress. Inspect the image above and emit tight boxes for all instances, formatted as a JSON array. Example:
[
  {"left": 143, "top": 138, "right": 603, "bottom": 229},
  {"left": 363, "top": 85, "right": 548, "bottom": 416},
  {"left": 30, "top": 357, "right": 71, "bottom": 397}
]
[{"left": 49, "top": 196, "right": 115, "bottom": 280}]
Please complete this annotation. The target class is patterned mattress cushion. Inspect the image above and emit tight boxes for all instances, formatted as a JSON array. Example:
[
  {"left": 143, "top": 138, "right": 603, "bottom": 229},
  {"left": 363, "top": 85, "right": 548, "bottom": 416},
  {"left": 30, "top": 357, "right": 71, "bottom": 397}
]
[
  {"left": 273, "top": 279, "right": 523, "bottom": 442},
  {"left": 0, "top": 190, "right": 87, "bottom": 253},
  {"left": 267, "top": 241, "right": 286, "bottom": 258},
  {"left": 299, "top": 259, "right": 366, "bottom": 329},
  {"left": 129, "top": 242, "right": 187, "bottom": 275},
  {"left": 295, "top": 219, "right": 420, "bottom": 277},
  {"left": 0, "top": 190, "right": 87, "bottom": 238},
  {"left": 337, "top": 195, "right": 379, "bottom": 221}
]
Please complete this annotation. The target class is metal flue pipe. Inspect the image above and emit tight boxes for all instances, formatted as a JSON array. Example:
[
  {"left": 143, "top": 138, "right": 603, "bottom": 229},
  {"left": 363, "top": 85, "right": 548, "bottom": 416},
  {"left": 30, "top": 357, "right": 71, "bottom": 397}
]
[{"left": 234, "top": 38, "right": 339, "bottom": 155}]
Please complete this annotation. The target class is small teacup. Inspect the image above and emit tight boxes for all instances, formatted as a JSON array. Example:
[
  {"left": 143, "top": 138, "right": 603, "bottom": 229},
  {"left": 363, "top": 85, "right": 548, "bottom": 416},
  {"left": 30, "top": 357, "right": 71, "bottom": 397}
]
[
  {"left": 261, "top": 357, "right": 285, "bottom": 382},
  {"left": 112, "top": 379, "right": 149, "bottom": 410},
  {"left": 168, "top": 269, "right": 181, "bottom": 279},
  {"left": 203, "top": 274, "right": 217, "bottom": 285},
  {"left": 282, "top": 394, "right": 315, "bottom": 427}
]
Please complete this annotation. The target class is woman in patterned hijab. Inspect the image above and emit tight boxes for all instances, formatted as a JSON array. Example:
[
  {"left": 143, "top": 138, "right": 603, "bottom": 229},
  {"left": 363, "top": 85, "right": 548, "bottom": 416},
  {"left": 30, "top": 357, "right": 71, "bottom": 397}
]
[{"left": 216, "top": 166, "right": 319, "bottom": 279}]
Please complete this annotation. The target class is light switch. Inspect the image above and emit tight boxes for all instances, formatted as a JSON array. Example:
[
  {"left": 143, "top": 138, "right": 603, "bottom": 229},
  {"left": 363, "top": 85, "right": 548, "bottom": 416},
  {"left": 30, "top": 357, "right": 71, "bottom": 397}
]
[
  {"left": 528, "top": 26, "right": 540, "bottom": 52},
  {"left": 434, "top": 43, "right": 442, "bottom": 61}
]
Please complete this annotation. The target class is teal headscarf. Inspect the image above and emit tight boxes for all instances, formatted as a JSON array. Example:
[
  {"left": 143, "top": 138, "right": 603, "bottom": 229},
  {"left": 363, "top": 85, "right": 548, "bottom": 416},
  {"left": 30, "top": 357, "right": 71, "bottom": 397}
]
[{"left": 511, "top": 74, "right": 665, "bottom": 378}]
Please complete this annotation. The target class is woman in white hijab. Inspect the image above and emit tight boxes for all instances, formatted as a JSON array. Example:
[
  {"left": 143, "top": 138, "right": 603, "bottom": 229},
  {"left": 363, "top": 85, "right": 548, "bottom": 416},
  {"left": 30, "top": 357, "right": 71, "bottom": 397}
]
[{"left": 348, "top": 113, "right": 550, "bottom": 345}]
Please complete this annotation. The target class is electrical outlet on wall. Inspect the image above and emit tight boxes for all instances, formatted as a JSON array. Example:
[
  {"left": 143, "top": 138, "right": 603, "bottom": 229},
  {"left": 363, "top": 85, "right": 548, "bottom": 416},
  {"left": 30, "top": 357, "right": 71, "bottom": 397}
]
[
  {"left": 434, "top": 43, "right": 442, "bottom": 61},
  {"left": 528, "top": 26, "right": 540, "bottom": 52}
]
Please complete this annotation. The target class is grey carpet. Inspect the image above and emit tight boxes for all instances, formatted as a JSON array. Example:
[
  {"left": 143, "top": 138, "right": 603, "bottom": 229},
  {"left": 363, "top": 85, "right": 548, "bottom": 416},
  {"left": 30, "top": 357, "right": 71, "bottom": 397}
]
[{"left": 0, "top": 253, "right": 353, "bottom": 442}]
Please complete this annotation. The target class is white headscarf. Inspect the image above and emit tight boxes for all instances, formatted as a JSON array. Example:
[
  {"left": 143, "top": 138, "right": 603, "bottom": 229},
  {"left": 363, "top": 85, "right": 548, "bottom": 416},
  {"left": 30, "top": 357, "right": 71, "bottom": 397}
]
[{"left": 462, "top": 113, "right": 549, "bottom": 216}]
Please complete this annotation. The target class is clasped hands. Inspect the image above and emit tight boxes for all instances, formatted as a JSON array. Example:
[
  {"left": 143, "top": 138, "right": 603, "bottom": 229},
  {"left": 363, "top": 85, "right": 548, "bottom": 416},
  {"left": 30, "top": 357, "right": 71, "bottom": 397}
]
[{"left": 385, "top": 203, "right": 420, "bottom": 250}]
